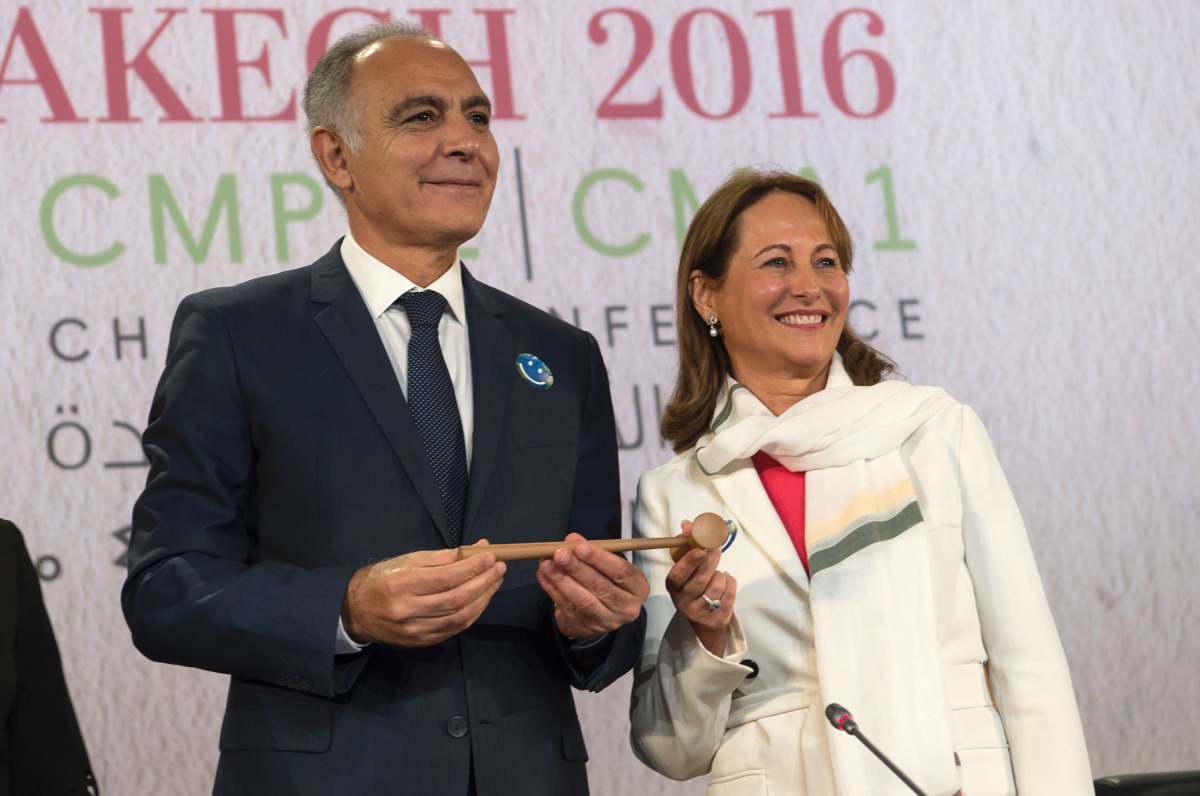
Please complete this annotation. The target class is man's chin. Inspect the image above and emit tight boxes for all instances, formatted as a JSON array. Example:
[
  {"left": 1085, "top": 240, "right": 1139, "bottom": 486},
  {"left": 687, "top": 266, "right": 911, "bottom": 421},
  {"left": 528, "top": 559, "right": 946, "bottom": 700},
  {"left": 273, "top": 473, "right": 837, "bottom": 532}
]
[{"left": 426, "top": 223, "right": 486, "bottom": 253}]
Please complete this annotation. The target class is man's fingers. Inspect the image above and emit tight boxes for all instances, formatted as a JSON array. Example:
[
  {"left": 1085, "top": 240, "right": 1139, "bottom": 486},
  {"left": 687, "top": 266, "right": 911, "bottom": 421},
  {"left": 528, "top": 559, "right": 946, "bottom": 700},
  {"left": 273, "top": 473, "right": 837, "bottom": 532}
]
[
  {"left": 416, "top": 562, "right": 506, "bottom": 617},
  {"left": 534, "top": 563, "right": 573, "bottom": 609},
  {"left": 389, "top": 547, "right": 460, "bottom": 568},
  {"left": 537, "top": 558, "right": 598, "bottom": 607},
  {"left": 345, "top": 546, "right": 508, "bottom": 646},
  {"left": 394, "top": 570, "right": 505, "bottom": 645},
  {"left": 380, "top": 549, "right": 503, "bottom": 598},
  {"left": 546, "top": 545, "right": 650, "bottom": 610},
  {"left": 547, "top": 550, "right": 610, "bottom": 600},
  {"left": 537, "top": 548, "right": 647, "bottom": 638},
  {"left": 572, "top": 542, "right": 649, "bottom": 596}
]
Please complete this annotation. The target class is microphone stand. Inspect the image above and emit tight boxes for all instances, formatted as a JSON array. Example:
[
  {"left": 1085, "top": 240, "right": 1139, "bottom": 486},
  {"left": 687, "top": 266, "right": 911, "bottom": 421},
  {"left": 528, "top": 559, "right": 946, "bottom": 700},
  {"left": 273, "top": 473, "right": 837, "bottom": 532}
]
[{"left": 826, "top": 703, "right": 932, "bottom": 796}]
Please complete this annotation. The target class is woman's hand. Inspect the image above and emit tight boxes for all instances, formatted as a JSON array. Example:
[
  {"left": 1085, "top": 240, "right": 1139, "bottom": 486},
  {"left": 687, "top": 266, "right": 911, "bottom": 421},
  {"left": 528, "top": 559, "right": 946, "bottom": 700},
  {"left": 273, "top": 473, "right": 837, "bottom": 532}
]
[{"left": 665, "top": 519, "right": 737, "bottom": 656}]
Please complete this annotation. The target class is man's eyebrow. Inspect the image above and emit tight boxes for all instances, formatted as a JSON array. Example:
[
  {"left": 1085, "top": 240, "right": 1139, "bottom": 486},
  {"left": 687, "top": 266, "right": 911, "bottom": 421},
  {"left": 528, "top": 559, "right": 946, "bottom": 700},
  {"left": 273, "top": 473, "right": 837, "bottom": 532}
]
[
  {"left": 386, "top": 95, "right": 446, "bottom": 121},
  {"left": 385, "top": 94, "right": 492, "bottom": 121},
  {"left": 462, "top": 95, "right": 492, "bottom": 114}
]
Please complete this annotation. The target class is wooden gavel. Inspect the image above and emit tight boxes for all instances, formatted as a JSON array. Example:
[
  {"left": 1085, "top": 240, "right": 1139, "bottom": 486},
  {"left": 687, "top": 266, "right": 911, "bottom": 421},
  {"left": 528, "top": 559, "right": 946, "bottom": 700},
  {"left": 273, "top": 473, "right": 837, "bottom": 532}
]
[{"left": 456, "top": 512, "right": 729, "bottom": 563}]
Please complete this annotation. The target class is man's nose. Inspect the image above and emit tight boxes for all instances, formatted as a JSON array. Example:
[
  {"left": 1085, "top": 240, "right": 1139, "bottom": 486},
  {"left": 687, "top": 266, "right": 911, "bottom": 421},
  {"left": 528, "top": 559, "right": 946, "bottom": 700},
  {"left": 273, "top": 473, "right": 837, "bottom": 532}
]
[{"left": 441, "top": 114, "right": 482, "bottom": 159}]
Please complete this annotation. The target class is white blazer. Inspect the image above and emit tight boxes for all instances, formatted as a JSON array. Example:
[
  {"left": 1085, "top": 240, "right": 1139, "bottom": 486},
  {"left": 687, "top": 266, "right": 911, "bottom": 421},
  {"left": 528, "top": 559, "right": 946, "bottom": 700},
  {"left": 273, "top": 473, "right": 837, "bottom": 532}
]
[{"left": 629, "top": 387, "right": 1092, "bottom": 796}]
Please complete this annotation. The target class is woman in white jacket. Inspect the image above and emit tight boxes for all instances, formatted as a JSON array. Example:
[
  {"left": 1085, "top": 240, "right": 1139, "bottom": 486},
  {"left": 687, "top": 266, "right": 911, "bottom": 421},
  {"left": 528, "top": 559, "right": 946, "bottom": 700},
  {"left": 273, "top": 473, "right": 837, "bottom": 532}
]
[{"left": 629, "top": 170, "right": 1092, "bottom": 796}]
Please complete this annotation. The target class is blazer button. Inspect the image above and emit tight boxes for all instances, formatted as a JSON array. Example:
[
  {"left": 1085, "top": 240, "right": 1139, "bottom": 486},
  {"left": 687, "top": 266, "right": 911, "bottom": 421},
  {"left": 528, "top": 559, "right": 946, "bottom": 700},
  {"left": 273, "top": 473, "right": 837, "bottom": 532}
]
[
  {"left": 743, "top": 659, "right": 759, "bottom": 679},
  {"left": 446, "top": 716, "right": 469, "bottom": 738}
]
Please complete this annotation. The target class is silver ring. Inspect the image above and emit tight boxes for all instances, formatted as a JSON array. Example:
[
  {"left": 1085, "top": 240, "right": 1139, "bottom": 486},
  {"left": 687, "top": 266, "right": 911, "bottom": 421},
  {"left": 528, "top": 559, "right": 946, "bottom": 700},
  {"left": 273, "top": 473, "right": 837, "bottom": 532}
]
[{"left": 701, "top": 594, "right": 721, "bottom": 611}]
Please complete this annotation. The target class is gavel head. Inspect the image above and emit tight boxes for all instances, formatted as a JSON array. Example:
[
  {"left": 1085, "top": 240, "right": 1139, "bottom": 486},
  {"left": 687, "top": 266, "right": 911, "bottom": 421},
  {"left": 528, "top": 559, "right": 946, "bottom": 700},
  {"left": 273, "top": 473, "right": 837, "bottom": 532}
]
[{"left": 671, "top": 512, "right": 730, "bottom": 562}]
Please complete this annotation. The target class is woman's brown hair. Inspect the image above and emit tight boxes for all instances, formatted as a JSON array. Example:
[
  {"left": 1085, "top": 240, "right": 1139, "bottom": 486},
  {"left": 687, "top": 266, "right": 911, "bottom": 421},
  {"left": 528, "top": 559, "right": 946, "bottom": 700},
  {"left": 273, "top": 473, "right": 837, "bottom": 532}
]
[{"left": 661, "top": 169, "right": 897, "bottom": 453}]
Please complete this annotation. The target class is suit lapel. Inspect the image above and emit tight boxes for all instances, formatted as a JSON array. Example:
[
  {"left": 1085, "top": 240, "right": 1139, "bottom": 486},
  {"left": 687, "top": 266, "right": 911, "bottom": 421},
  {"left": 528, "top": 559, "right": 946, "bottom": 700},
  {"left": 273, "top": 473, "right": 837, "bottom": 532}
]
[
  {"left": 309, "top": 245, "right": 452, "bottom": 546},
  {"left": 461, "top": 267, "right": 513, "bottom": 539},
  {"left": 707, "top": 461, "right": 811, "bottom": 594}
]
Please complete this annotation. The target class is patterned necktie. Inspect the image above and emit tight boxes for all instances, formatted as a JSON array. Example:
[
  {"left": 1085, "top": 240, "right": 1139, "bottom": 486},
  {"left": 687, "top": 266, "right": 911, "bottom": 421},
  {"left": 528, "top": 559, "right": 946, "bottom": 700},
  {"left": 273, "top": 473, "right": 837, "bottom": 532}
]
[{"left": 397, "top": 290, "right": 468, "bottom": 547}]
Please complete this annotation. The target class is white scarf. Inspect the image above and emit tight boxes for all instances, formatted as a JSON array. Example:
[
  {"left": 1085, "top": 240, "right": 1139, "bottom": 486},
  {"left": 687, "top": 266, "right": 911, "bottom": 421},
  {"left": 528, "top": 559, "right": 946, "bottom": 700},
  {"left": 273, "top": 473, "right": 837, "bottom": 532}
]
[{"left": 697, "top": 357, "right": 963, "bottom": 796}]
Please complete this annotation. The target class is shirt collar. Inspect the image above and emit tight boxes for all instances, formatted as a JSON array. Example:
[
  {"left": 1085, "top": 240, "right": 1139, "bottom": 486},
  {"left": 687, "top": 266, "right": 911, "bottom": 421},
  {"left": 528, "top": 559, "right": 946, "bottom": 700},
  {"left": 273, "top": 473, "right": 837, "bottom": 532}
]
[{"left": 339, "top": 231, "right": 467, "bottom": 325}]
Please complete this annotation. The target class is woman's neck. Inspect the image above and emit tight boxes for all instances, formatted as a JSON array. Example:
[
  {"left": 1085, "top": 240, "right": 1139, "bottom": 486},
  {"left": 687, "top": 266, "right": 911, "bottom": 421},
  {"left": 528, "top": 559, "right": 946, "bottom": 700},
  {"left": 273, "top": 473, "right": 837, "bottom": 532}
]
[{"left": 732, "top": 360, "right": 832, "bottom": 416}]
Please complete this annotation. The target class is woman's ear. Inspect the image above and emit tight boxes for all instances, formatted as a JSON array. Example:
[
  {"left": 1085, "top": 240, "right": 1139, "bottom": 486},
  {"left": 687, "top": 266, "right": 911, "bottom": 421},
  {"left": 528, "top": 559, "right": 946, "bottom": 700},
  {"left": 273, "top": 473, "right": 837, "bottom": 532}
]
[{"left": 689, "top": 270, "right": 716, "bottom": 320}]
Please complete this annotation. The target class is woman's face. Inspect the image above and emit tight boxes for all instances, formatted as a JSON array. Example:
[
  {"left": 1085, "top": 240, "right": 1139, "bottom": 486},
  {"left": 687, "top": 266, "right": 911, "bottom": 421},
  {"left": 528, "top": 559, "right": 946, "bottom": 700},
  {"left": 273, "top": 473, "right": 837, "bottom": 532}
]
[{"left": 693, "top": 191, "right": 849, "bottom": 390}]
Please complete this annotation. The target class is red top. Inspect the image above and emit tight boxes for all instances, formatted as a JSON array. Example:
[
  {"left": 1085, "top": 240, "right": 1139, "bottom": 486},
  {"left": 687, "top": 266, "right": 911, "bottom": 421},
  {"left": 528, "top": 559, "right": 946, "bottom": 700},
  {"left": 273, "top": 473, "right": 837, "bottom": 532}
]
[{"left": 752, "top": 451, "right": 809, "bottom": 574}]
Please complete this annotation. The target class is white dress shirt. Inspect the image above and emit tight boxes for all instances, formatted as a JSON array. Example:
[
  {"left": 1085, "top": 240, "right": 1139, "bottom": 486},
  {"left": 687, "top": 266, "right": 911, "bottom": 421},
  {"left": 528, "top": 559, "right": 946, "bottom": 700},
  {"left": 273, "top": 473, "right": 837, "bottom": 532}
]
[
  {"left": 340, "top": 232, "right": 474, "bottom": 463},
  {"left": 334, "top": 231, "right": 476, "bottom": 653}
]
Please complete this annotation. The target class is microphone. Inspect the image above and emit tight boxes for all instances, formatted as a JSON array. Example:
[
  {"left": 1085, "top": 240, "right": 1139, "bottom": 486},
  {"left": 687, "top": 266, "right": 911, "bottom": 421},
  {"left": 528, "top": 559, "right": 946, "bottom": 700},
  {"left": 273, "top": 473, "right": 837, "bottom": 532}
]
[{"left": 825, "top": 703, "right": 932, "bottom": 796}]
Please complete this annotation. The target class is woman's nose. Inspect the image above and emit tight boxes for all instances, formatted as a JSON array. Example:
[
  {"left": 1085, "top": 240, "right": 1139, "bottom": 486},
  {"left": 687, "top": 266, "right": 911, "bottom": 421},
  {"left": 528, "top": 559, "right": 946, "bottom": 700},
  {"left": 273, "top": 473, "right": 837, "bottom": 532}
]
[{"left": 789, "top": 265, "right": 821, "bottom": 299}]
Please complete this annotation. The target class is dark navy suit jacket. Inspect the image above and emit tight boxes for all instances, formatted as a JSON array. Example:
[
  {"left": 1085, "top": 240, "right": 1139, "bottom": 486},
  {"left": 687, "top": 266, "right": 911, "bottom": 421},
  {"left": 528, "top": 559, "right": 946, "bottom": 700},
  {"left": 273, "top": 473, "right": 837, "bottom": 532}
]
[{"left": 122, "top": 243, "right": 643, "bottom": 795}]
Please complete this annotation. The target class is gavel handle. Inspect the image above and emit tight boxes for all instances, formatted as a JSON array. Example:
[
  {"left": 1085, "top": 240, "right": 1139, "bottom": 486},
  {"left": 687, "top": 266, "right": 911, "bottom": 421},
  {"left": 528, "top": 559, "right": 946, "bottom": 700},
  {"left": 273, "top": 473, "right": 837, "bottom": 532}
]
[{"left": 457, "top": 535, "right": 692, "bottom": 562}]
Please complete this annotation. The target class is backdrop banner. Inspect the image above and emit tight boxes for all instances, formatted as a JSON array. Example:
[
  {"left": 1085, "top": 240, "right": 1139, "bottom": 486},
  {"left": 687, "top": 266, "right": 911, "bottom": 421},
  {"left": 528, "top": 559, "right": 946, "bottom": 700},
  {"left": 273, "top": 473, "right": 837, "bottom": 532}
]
[{"left": 2, "top": 2, "right": 1197, "bottom": 793}]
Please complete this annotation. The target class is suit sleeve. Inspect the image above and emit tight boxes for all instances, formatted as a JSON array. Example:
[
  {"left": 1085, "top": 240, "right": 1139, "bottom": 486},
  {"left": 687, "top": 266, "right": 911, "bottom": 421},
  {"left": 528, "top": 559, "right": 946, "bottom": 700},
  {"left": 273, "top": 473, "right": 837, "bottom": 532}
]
[
  {"left": 121, "top": 295, "right": 358, "bottom": 699},
  {"left": 556, "top": 331, "right": 646, "bottom": 692},
  {"left": 958, "top": 407, "right": 1093, "bottom": 794}
]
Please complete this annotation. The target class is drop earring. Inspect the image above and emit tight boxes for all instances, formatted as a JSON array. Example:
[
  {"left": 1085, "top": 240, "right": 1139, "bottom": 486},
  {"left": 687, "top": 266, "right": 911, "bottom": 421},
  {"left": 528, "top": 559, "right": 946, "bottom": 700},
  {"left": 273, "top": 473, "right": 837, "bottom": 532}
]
[{"left": 706, "top": 314, "right": 720, "bottom": 338}]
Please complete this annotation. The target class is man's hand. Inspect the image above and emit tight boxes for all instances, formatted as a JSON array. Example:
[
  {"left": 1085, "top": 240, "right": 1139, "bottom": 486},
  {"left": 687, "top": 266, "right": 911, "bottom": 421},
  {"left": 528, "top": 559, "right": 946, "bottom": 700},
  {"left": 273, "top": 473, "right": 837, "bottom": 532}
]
[
  {"left": 536, "top": 533, "right": 649, "bottom": 640},
  {"left": 341, "top": 543, "right": 505, "bottom": 647}
]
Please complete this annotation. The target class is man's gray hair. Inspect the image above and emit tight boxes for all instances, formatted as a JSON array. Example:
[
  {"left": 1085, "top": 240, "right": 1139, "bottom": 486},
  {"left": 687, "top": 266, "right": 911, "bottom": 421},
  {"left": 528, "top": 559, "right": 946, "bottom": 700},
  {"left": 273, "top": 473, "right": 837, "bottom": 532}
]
[{"left": 303, "top": 19, "right": 438, "bottom": 154}]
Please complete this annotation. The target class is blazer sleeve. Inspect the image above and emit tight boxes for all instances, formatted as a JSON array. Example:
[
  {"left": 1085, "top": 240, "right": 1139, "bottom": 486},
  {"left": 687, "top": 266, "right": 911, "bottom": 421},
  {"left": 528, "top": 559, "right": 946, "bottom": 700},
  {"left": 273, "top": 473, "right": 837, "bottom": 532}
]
[
  {"left": 958, "top": 407, "right": 1093, "bottom": 794},
  {"left": 121, "top": 294, "right": 358, "bottom": 699},
  {"left": 556, "top": 331, "right": 646, "bottom": 692},
  {"left": 628, "top": 469, "right": 750, "bottom": 781}
]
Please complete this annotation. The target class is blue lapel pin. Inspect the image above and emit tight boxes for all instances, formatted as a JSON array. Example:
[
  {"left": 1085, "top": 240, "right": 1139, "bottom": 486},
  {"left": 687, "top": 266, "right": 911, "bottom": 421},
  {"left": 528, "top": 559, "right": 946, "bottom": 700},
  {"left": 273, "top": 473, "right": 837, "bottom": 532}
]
[{"left": 516, "top": 353, "right": 553, "bottom": 389}]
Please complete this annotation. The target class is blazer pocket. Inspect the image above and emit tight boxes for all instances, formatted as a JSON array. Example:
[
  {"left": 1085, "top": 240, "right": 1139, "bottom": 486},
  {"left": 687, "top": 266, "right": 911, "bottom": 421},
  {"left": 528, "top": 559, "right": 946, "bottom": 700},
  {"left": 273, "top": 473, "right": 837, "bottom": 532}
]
[
  {"left": 709, "top": 719, "right": 766, "bottom": 784},
  {"left": 708, "top": 770, "right": 768, "bottom": 795},
  {"left": 512, "top": 422, "right": 578, "bottom": 448},
  {"left": 957, "top": 747, "right": 1016, "bottom": 796},
  {"left": 951, "top": 705, "right": 1009, "bottom": 750},
  {"left": 490, "top": 706, "right": 588, "bottom": 762},
  {"left": 219, "top": 698, "right": 332, "bottom": 753}
]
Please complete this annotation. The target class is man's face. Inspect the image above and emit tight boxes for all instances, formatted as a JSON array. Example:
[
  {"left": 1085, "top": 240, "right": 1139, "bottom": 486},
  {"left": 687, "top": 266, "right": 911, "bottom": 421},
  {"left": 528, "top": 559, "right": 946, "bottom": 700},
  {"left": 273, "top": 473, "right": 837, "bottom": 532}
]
[{"left": 336, "top": 37, "right": 499, "bottom": 255}]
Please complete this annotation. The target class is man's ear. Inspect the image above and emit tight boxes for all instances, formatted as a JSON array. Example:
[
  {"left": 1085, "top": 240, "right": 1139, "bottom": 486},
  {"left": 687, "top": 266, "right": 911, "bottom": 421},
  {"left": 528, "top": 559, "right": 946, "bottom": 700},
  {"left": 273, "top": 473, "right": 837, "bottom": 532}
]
[
  {"left": 311, "top": 127, "right": 353, "bottom": 192},
  {"left": 689, "top": 270, "right": 716, "bottom": 320}
]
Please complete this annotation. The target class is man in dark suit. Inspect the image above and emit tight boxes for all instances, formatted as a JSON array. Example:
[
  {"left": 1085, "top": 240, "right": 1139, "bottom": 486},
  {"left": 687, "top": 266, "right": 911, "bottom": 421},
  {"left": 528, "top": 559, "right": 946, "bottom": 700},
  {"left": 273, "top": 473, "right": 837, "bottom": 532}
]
[
  {"left": 122, "top": 20, "right": 647, "bottom": 796},
  {"left": 1, "top": 519, "right": 98, "bottom": 795}
]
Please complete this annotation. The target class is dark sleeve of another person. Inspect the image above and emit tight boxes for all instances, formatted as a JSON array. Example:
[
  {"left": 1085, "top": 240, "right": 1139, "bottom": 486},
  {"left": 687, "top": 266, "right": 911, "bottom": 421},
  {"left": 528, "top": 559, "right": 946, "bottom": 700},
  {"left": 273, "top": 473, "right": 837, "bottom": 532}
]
[{"left": 0, "top": 519, "right": 98, "bottom": 796}]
